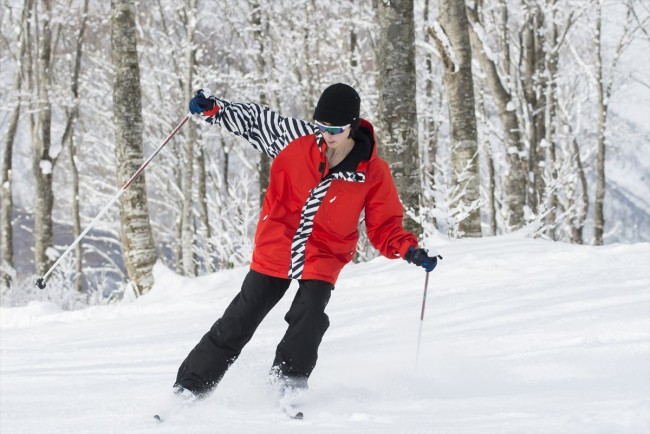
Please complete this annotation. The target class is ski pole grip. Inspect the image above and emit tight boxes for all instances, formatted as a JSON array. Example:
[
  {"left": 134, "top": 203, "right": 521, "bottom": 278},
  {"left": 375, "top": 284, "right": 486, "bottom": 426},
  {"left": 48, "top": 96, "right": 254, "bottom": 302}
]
[{"left": 36, "top": 277, "right": 46, "bottom": 289}]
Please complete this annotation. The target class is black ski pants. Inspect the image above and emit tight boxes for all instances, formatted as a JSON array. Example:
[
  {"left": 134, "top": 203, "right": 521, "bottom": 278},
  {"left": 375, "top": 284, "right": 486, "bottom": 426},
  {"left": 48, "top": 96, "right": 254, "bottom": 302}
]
[{"left": 175, "top": 270, "right": 333, "bottom": 396}]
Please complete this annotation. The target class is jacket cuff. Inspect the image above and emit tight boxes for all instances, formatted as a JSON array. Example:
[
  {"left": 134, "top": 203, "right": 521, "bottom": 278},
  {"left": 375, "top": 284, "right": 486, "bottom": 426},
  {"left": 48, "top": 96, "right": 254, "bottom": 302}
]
[
  {"left": 203, "top": 104, "right": 220, "bottom": 117},
  {"left": 398, "top": 242, "right": 416, "bottom": 260}
]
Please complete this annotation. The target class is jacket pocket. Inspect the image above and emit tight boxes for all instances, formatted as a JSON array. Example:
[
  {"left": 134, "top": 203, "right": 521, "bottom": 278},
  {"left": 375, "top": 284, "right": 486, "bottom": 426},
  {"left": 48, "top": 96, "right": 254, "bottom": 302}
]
[{"left": 318, "top": 188, "right": 364, "bottom": 239}]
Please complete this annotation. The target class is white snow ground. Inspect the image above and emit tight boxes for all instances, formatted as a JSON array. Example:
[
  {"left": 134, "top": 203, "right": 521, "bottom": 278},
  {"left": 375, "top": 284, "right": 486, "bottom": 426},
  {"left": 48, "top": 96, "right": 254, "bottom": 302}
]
[{"left": 1, "top": 235, "right": 649, "bottom": 434}]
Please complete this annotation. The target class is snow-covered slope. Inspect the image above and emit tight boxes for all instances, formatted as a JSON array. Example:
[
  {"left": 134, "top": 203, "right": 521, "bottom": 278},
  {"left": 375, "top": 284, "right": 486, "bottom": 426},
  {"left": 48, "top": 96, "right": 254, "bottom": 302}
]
[{"left": 1, "top": 235, "right": 649, "bottom": 433}]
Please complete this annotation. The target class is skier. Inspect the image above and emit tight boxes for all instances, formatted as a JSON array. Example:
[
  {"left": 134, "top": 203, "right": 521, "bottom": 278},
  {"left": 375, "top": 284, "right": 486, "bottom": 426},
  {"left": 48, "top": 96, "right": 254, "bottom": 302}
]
[{"left": 173, "top": 83, "right": 439, "bottom": 404}]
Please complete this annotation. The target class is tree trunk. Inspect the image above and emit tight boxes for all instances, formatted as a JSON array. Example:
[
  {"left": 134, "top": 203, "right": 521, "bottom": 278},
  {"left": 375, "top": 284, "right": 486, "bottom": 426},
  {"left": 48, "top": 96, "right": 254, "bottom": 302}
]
[
  {"left": 111, "top": 0, "right": 157, "bottom": 295},
  {"left": 521, "top": 4, "right": 546, "bottom": 215},
  {"left": 485, "top": 144, "right": 497, "bottom": 236},
  {"left": 196, "top": 147, "right": 213, "bottom": 272},
  {"left": 498, "top": 0, "right": 511, "bottom": 81},
  {"left": 422, "top": 0, "right": 439, "bottom": 230},
  {"left": 592, "top": 0, "right": 633, "bottom": 244},
  {"left": 593, "top": 1, "right": 606, "bottom": 245},
  {"left": 377, "top": 0, "right": 422, "bottom": 236},
  {"left": 437, "top": 0, "right": 482, "bottom": 238},
  {"left": 350, "top": 0, "right": 358, "bottom": 70},
  {"left": 251, "top": 0, "right": 271, "bottom": 208},
  {"left": 174, "top": 166, "right": 182, "bottom": 273},
  {"left": 180, "top": 0, "right": 198, "bottom": 276},
  {"left": 476, "top": 87, "right": 497, "bottom": 236},
  {"left": 467, "top": 6, "right": 526, "bottom": 230},
  {"left": 545, "top": 1, "right": 560, "bottom": 240},
  {"left": 180, "top": 121, "right": 196, "bottom": 277},
  {"left": 1, "top": 0, "right": 32, "bottom": 286},
  {"left": 32, "top": 0, "right": 56, "bottom": 277},
  {"left": 60, "top": 0, "right": 89, "bottom": 291},
  {"left": 571, "top": 137, "right": 589, "bottom": 244}
]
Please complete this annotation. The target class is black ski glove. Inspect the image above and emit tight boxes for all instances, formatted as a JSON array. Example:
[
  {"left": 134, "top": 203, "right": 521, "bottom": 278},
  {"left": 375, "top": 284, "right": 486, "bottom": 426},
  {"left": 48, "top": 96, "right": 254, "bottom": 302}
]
[
  {"left": 189, "top": 89, "right": 218, "bottom": 115},
  {"left": 405, "top": 246, "right": 441, "bottom": 272}
]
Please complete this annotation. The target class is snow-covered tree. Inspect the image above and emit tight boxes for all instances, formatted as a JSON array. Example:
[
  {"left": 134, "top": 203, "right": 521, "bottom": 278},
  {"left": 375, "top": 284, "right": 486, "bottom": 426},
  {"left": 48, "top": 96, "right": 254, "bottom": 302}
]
[{"left": 110, "top": 0, "right": 157, "bottom": 295}]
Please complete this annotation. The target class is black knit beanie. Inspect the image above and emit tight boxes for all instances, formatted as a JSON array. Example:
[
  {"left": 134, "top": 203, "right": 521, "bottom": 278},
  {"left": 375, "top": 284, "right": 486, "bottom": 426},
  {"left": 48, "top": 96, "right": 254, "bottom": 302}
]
[{"left": 313, "top": 83, "right": 361, "bottom": 128}]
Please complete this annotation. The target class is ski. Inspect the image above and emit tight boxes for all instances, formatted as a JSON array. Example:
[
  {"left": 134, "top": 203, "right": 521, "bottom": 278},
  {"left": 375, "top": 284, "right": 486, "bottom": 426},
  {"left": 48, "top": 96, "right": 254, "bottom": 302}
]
[
  {"left": 152, "top": 401, "right": 187, "bottom": 423},
  {"left": 152, "top": 404, "right": 181, "bottom": 423},
  {"left": 153, "top": 386, "right": 198, "bottom": 423},
  {"left": 285, "top": 410, "right": 304, "bottom": 420},
  {"left": 281, "top": 403, "right": 304, "bottom": 420},
  {"left": 273, "top": 377, "right": 307, "bottom": 420}
]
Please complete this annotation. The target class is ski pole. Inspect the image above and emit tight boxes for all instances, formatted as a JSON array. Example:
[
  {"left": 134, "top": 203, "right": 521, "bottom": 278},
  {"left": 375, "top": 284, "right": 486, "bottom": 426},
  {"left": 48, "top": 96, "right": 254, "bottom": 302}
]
[
  {"left": 36, "top": 113, "right": 191, "bottom": 289},
  {"left": 415, "top": 271, "right": 430, "bottom": 370}
]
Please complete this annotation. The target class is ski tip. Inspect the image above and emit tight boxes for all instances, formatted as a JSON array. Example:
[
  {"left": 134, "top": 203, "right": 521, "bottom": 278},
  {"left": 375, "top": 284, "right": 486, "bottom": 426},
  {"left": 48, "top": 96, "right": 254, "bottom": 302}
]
[
  {"left": 285, "top": 410, "right": 303, "bottom": 420},
  {"left": 153, "top": 414, "right": 164, "bottom": 423}
]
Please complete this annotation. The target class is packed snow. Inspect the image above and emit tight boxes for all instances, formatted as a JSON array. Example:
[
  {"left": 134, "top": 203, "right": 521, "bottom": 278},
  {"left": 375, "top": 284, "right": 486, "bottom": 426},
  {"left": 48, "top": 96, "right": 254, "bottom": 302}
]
[{"left": 1, "top": 234, "right": 649, "bottom": 433}]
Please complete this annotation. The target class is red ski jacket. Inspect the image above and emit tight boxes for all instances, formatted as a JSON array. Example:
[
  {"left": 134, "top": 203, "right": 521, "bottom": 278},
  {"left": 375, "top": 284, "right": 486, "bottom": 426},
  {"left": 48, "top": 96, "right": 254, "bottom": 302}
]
[{"left": 203, "top": 97, "right": 417, "bottom": 285}]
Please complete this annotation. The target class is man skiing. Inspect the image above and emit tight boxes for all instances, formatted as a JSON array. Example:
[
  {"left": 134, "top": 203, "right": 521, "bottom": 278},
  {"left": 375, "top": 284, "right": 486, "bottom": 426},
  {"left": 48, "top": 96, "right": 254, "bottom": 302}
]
[{"left": 172, "top": 83, "right": 439, "bottom": 405}]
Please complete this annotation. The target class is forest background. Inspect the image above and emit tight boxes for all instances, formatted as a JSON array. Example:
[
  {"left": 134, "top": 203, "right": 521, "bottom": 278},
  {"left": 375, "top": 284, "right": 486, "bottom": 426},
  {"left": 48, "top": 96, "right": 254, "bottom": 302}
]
[{"left": 0, "top": 0, "right": 648, "bottom": 308}]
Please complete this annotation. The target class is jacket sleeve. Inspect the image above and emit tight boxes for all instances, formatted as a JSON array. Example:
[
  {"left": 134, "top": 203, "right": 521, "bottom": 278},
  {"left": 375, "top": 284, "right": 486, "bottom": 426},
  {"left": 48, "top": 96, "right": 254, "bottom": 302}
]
[
  {"left": 203, "top": 96, "right": 313, "bottom": 158},
  {"left": 364, "top": 161, "right": 418, "bottom": 259}
]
